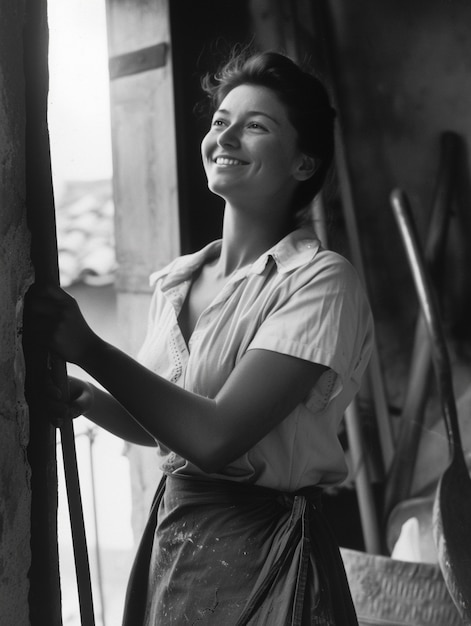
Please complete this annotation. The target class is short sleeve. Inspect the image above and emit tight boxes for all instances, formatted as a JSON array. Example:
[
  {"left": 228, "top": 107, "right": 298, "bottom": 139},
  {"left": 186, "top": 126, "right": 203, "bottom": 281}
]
[{"left": 247, "top": 252, "right": 373, "bottom": 390}]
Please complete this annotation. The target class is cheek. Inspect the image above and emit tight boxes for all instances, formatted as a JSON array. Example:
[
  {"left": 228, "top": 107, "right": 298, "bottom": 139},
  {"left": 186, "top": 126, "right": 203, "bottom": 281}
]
[
  {"left": 263, "top": 149, "right": 295, "bottom": 178},
  {"left": 201, "top": 134, "right": 212, "bottom": 175},
  {"left": 201, "top": 134, "right": 209, "bottom": 159},
  {"left": 201, "top": 129, "right": 216, "bottom": 155}
]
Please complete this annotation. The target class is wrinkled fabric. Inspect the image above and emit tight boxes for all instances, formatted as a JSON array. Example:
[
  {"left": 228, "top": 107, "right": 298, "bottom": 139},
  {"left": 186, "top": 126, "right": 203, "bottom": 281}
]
[
  {"left": 137, "top": 227, "right": 374, "bottom": 490},
  {"left": 123, "top": 475, "right": 358, "bottom": 626}
]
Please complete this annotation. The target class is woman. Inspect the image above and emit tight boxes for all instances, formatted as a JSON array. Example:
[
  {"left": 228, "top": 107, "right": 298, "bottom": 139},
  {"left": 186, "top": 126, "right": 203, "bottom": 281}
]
[{"left": 31, "top": 51, "right": 373, "bottom": 624}]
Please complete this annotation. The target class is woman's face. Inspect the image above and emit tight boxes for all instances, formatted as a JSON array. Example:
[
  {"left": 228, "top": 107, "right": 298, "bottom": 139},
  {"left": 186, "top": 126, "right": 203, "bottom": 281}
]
[{"left": 201, "top": 84, "right": 308, "bottom": 207}]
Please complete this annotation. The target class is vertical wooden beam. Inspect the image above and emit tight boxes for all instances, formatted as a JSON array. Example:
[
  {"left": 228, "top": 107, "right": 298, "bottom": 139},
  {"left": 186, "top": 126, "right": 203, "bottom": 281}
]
[
  {"left": 106, "top": 0, "right": 180, "bottom": 313},
  {"left": 105, "top": 0, "right": 180, "bottom": 361}
]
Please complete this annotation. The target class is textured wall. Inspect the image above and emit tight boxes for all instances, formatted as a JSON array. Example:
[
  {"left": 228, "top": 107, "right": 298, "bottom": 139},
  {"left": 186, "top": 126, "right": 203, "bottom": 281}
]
[
  {"left": 326, "top": 0, "right": 471, "bottom": 410},
  {"left": 0, "top": 0, "right": 33, "bottom": 623}
]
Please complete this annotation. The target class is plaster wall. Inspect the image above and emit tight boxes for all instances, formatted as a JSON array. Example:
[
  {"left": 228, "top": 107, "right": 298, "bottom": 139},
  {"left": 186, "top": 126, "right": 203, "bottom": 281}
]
[
  {"left": 327, "top": 0, "right": 471, "bottom": 408},
  {"left": 0, "top": 0, "right": 33, "bottom": 623}
]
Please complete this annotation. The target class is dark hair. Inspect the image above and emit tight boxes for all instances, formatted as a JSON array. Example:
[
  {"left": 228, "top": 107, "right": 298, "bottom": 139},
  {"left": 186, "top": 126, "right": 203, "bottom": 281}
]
[{"left": 201, "top": 50, "right": 336, "bottom": 214}]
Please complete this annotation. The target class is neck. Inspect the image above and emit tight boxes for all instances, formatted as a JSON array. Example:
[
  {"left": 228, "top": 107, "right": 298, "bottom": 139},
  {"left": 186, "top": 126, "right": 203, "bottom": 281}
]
[{"left": 216, "top": 199, "right": 296, "bottom": 277}]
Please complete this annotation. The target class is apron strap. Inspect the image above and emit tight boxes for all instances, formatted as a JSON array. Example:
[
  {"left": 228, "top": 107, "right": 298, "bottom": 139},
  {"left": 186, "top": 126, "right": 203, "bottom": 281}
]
[{"left": 122, "top": 473, "right": 167, "bottom": 626}]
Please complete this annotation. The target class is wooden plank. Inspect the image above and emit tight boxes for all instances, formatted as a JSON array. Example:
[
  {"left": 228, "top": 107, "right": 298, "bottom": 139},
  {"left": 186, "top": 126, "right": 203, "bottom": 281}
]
[
  {"left": 105, "top": 0, "right": 180, "bottom": 300},
  {"left": 106, "top": 0, "right": 170, "bottom": 55},
  {"left": 109, "top": 43, "right": 167, "bottom": 80}
]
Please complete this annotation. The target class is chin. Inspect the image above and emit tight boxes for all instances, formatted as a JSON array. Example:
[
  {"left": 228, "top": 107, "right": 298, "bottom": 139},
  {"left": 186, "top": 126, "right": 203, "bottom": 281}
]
[{"left": 207, "top": 179, "right": 234, "bottom": 198}]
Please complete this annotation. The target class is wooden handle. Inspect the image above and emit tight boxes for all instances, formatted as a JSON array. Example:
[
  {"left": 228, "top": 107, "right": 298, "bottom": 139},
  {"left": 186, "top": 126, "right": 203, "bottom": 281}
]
[
  {"left": 390, "top": 189, "right": 463, "bottom": 461},
  {"left": 383, "top": 131, "right": 459, "bottom": 518}
]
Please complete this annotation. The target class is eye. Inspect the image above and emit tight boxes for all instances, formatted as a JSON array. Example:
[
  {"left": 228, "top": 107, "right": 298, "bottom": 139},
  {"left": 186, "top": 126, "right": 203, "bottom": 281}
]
[
  {"left": 248, "top": 122, "right": 267, "bottom": 131},
  {"left": 211, "top": 118, "right": 226, "bottom": 128}
]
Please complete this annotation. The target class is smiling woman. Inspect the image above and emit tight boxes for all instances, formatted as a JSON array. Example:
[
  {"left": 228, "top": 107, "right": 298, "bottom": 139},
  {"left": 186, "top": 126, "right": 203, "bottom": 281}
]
[
  {"left": 201, "top": 51, "right": 336, "bottom": 218},
  {"left": 202, "top": 85, "right": 312, "bottom": 223},
  {"left": 28, "top": 49, "right": 373, "bottom": 625}
]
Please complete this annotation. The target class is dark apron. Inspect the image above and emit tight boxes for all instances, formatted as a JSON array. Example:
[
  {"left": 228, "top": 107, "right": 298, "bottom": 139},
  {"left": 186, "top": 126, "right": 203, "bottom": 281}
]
[{"left": 122, "top": 474, "right": 358, "bottom": 625}]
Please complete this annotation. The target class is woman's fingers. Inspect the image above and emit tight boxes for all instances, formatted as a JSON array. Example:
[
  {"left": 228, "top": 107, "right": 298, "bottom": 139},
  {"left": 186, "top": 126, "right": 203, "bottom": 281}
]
[
  {"left": 26, "top": 284, "right": 69, "bottom": 315},
  {"left": 24, "top": 284, "right": 97, "bottom": 364},
  {"left": 42, "top": 377, "right": 94, "bottom": 427},
  {"left": 69, "top": 377, "right": 94, "bottom": 415},
  {"left": 24, "top": 285, "right": 69, "bottom": 343},
  {"left": 23, "top": 286, "right": 97, "bottom": 424}
]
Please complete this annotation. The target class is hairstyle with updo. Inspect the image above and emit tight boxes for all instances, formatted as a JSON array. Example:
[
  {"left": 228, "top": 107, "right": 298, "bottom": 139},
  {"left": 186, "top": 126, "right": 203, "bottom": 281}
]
[{"left": 201, "top": 49, "right": 336, "bottom": 216}]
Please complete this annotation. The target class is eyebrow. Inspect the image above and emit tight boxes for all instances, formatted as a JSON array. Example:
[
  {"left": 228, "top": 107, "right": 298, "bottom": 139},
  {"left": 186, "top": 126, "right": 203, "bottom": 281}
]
[{"left": 216, "top": 108, "right": 281, "bottom": 125}]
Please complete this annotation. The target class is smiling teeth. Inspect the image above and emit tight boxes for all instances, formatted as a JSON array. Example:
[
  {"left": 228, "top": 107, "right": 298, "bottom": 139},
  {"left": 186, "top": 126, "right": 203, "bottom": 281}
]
[{"left": 215, "top": 157, "right": 243, "bottom": 165}]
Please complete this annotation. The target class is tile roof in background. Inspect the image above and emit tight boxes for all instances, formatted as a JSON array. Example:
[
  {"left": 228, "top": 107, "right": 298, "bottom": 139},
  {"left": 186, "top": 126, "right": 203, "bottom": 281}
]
[{"left": 56, "top": 179, "right": 117, "bottom": 287}]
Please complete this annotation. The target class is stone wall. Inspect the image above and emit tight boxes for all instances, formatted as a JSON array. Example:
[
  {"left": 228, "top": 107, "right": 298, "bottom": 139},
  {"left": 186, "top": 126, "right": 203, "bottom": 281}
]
[{"left": 0, "top": 0, "right": 33, "bottom": 623}]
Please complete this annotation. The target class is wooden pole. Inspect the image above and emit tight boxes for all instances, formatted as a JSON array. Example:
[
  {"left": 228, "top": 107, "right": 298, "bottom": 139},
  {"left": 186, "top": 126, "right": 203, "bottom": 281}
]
[
  {"left": 23, "top": 0, "right": 95, "bottom": 623},
  {"left": 311, "top": 0, "right": 395, "bottom": 474},
  {"left": 23, "top": 0, "right": 62, "bottom": 622}
]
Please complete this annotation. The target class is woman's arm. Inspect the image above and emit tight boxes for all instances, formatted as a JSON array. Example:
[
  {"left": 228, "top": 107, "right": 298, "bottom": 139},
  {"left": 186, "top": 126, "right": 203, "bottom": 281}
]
[
  {"left": 83, "top": 341, "right": 325, "bottom": 472},
  {"left": 47, "top": 376, "right": 156, "bottom": 445},
  {"left": 78, "top": 380, "right": 157, "bottom": 446},
  {"left": 31, "top": 286, "right": 326, "bottom": 472}
]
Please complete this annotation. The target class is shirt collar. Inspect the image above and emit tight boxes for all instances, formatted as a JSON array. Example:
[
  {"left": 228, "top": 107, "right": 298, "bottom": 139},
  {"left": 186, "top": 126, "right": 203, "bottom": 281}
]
[
  {"left": 150, "top": 227, "right": 321, "bottom": 291},
  {"left": 251, "top": 227, "right": 321, "bottom": 275}
]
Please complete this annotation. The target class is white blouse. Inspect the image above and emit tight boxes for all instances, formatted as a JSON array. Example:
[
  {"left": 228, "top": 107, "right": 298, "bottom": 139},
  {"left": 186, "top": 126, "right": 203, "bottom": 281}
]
[{"left": 137, "top": 227, "right": 374, "bottom": 491}]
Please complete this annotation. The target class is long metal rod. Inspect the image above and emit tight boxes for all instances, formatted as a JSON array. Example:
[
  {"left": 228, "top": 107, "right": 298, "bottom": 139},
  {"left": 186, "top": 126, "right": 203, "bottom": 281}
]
[
  {"left": 335, "top": 135, "right": 395, "bottom": 472},
  {"left": 88, "top": 428, "right": 107, "bottom": 626},
  {"left": 60, "top": 423, "right": 96, "bottom": 625},
  {"left": 390, "top": 190, "right": 463, "bottom": 454},
  {"left": 383, "top": 132, "right": 458, "bottom": 517},
  {"left": 344, "top": 403, "right": 382, "bottom": 554}
]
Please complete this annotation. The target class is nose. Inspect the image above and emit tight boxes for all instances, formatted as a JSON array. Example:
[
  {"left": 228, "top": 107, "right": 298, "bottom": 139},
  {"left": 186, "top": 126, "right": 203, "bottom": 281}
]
[{"left": 217, "top": 124, "right": 240, "bottom": 148}]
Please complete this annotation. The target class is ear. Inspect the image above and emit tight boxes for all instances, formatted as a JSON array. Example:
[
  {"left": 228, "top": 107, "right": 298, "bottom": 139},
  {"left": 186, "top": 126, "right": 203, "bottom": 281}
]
[{"left": 293, "top": 154, "right": 318, "bottom": 182}]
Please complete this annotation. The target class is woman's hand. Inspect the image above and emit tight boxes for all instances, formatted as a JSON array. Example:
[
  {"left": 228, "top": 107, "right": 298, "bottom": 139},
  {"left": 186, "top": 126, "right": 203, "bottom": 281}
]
[
  {"left": 66, "top": 376, "right": 95, "bottom": 418},
  {"left": 46, "top": 376, "right": 95, "bottom": 427},
  {"left": 25, "top": 284, "right": 99, "bottom": 365},
  {"left": 24, "top": 286, "right": 157, "bottom": 444}
]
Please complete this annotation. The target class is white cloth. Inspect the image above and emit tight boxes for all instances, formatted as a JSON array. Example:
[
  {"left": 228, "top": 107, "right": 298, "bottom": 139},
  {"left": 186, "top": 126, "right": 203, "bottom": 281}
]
[{"left": 137, "top": 227, "right": 374, "bottom": 491}]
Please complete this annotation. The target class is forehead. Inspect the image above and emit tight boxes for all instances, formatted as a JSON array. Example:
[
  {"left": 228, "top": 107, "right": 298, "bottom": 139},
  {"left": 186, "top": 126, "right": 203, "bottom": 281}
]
[{"left": 217, "top": 84, "right": 289, "bottom": 122}]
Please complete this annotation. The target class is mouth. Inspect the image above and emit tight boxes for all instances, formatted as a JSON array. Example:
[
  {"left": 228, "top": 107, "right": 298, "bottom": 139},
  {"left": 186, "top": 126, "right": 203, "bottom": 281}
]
[{"left": 213, "top": 156, "right": 247, "bottom": 166}]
